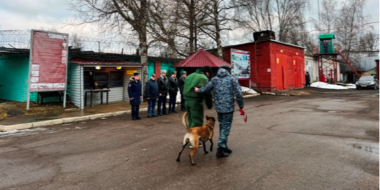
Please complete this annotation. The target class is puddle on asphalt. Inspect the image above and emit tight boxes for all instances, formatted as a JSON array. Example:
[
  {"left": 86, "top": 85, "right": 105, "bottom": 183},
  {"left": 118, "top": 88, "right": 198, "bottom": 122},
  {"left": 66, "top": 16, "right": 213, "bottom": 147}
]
[{"left": 307, "top": 99, "right": 367, "bottom": 111}]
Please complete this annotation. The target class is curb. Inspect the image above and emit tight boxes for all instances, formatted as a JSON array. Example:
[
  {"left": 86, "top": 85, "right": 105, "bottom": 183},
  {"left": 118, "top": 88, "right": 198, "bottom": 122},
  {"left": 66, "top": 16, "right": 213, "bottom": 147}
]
[
  {"left": 243, "top": 94, "right": 260, "bottom": 98},
  {"left": 1, "top": 99, "right": 253, "bottom": 132},
  {"left": 0, "top": 108, "right": 148, "bottom": 132}
]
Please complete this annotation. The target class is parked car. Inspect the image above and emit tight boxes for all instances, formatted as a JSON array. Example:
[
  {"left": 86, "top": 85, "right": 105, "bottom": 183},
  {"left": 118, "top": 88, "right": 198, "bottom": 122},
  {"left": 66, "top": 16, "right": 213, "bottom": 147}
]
[{"left": 356, "top": 76, "right": 379, "bottom": 90}]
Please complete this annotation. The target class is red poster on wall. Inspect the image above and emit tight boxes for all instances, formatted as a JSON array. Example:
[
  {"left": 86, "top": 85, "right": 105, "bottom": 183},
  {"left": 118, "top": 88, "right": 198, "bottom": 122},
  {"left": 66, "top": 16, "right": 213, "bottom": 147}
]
[{"left": 29, "top": 30, "right": 69, "bottom": 92}]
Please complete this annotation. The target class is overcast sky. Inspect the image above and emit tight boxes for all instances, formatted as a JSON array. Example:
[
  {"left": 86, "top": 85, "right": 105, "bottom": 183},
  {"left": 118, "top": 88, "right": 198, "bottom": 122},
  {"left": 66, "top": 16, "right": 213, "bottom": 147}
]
[{"left": 0, "top": 0, "right": 379, "bottom": 46}]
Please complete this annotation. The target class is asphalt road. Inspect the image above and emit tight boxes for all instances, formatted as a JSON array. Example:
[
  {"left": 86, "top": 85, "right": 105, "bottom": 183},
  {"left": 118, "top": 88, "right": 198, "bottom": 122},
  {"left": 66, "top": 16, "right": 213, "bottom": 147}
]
[{"left": 0, "top": 88, "right": 378, "bottom": 190}]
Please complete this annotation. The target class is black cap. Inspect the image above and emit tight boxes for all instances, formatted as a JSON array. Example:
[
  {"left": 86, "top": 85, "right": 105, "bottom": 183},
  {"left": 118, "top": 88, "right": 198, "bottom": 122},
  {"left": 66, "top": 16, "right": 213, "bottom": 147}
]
[
  {"left": 221, "top": 65, "right": 232, "bottom": 71},
  {"left": 221, "top": 65, "right": 231, "bottom": 70},
  {"left": 151, "top": 73, "right": 156, "bottom": 77},
  {"left": 172, "top": 71, "right": 177, "bottom": 75},
  {"left": 133, "top": 72, "right": 140, "bottom": 76},
  {"left": 200, "top": 66, "right": 213, "bottom": 78},
  {"left": 181, "top": 71, "right": 187, "bottom": 74}
]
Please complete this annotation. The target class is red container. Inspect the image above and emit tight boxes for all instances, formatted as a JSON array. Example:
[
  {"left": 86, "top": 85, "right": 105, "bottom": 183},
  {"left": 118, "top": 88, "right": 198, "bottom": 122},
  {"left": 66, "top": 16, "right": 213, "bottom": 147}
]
[{"left": 223, "top": 40, "right": 305, "bottom": 92}]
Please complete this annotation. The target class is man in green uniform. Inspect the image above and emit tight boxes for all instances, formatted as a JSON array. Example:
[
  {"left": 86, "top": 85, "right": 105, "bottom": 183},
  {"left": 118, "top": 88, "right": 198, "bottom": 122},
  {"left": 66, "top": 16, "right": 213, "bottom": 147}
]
[{"left": 183, "top": 66, "right": 213, "bottom": 128}]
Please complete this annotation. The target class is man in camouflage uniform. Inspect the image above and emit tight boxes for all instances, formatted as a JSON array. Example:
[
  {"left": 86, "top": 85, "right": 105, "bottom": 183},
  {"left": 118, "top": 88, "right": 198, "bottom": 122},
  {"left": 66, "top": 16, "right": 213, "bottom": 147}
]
[{"left": 195, "top": 65, "right": 244, "bottom": 158}]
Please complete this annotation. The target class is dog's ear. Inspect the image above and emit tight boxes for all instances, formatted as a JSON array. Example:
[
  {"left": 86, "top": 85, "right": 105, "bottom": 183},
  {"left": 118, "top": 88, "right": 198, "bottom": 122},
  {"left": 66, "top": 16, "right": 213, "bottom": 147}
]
[{"left": 206, "top": 115, "right": 209, "bottom": 120}]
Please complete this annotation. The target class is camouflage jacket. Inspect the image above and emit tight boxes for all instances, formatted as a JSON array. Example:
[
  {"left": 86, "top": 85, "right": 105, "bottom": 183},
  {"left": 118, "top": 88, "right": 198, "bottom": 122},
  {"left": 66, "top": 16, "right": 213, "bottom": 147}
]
[{"left": 198, "top": 68, "right": 244, "bottom": 113}]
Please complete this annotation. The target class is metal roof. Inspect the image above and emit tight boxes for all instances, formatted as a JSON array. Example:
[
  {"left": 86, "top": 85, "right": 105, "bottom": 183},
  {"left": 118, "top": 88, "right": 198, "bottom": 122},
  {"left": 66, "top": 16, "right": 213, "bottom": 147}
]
[
  {"left": 223, "top": 39, "right": 305, "bottom": 49},
  {"left": 172, "top": 49, "right": 230, "bottom": 68},
  {"left": 318, "top": 34, "right": 335, "bottom": 39},
  {"left": 69, "top": 59, "right": 141, "bottom": 66},
  {"left": 0, "top": 47, "right": 183, "bottom": 63}
]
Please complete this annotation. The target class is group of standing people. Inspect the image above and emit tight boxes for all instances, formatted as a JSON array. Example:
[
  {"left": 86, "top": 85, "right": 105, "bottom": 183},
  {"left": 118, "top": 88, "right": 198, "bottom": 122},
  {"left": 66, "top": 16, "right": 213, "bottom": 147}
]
[
  {"left": 128, "top": 70, "right": 187, "bottom": 120},
  {"left": 128, "top": 65, "right": 245, "bottom": 159}
]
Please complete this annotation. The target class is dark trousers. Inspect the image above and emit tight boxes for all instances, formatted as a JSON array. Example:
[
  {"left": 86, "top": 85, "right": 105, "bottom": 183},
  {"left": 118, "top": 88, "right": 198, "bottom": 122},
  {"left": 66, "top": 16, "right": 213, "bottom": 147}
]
[
  {"left": 147, "top": 99, "right": 156, "bottom": 116},
  {"left": 157, "top": 96, "right": 167, "bottom": 114},
  {"left": 180, "top": 93, "right": 185, "bottom": 111},
  {"left": 131, "top": 105, "right": 140, "bottom": 119},
  {"left": 217, "top": 112, "right": 234, "bottom": 149},
  {"left": 169, "top": 93, "right": 177, "bottom": 112}
]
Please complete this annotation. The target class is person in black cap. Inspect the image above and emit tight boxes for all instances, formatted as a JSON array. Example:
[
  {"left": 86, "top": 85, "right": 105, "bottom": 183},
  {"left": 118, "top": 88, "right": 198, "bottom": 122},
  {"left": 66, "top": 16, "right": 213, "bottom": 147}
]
[
  {"left": 157, "top": 70, "right": 169, "bottom": 116},
  {"left": 178, "top": 70, "right": 187, "bottom": 111},
  {"left": 145, "top": 73, "right": 159, "bottom": 118},
  {"left": 168, "top": 71, "right": 179, "bottom": 113},
  {"left": 128, "top": 72, "right": 142, "bottom": 120}
]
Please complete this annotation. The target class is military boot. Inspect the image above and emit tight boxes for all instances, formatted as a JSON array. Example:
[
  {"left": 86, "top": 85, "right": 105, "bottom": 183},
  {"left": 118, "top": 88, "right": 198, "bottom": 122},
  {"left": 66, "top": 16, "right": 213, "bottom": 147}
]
[
  {"left": 216, "top": 147, "right": 229, "bottom": 158},
  {"left": 223, "top": 147, "right": 232, "bottom": 154}
]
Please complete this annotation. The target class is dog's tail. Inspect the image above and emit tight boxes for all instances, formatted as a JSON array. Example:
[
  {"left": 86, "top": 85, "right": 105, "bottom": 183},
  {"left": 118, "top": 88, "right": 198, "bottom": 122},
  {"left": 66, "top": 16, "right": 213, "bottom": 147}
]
[{"left": 182, "top": 111, "right": 190, "bottom": 132}]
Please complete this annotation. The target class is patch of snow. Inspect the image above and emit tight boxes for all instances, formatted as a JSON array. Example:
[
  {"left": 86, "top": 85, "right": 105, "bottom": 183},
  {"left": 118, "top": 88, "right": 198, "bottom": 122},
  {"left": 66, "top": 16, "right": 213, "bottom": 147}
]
[
  {"left": 310, "top": 82, "right": 349, "bottom": 90},
  {"left": 0, "top": 128, "right": 47, "bottom": 137},
  {"left": 345, "top": 84, "right": 356, "bottom": 89},
  {"left": 241, "top": 87, "right": 258, "bottom": 94}
]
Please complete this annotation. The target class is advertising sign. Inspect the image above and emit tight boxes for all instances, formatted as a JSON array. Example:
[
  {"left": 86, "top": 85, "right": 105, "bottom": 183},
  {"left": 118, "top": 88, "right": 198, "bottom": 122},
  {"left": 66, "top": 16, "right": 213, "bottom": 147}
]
[
  {"left": 29, "top": 30, "right": 69, "bottom": 92},
  {"left": 231, "top": 49, "right": 250, "bottom": 79}
]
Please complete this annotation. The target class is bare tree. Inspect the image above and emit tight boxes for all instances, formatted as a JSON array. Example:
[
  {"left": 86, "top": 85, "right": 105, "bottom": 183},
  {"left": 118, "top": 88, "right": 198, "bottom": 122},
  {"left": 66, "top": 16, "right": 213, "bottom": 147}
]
[
  {"left": 358, "top": 31, "right": 379, "bottom": 51},
  {"left": 232, "top": 0, "right": 273, "bottom": 32},
  {"left": 148, "top": 0, "right": 183, "bottom": 58},
  {"left": 70, "top": 0, "right": 149, "bottom": 83},
  {"left": 70, "top": 33, "right": 84, "bottom": 49},
  {"left": 199, "top": 0, "right": 240, "bottom": 58},
  {"left": 231, "top": 0, "right": 308, "bottom": 44},
  {"left": 177, "top": 0, "right": 212, "bottom": 55},
  {"left": 315, "top": 0, "right": 337, "bottom": 33},
  {"left": 335, "top": 0, "right": 367, "bottom": 61},
  {"left": 274, "top": 0, "right": 308, "bottom": 42}
]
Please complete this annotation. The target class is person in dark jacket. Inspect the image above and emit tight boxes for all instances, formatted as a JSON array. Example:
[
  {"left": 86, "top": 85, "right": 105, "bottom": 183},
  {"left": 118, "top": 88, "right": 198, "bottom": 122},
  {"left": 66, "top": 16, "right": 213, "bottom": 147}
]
[
  {"left": 168, "top": 71, "right": 179, "bottom": 113},
  {"left": 195, "top": 65, "right": 244, "bottom": 158},
  {"left": 178, "top": 71, "right": 187, "bottom": 111},
  {"left": 157, "top": 70, "right": 169, "bottom": 116},
  {"left": 128, "top": 72, "right": 142, "bottom": 120},
  {"left": 305, "top": 71, "right": 311, "bottom": 87},
  {"left": 145, "top": 74, "right": 159, "bottom": 118}
]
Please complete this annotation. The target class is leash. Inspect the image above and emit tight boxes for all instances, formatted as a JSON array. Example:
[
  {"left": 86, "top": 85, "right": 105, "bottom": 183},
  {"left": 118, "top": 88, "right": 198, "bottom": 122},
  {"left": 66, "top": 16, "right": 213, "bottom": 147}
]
[{"left": 240, "top": 109, "right": 247, "bottom": 123}]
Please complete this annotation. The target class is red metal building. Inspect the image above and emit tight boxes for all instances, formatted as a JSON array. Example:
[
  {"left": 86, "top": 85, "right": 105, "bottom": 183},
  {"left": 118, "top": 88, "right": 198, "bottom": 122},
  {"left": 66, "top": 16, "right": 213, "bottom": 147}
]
[{"left": 223, "top": 38, "right": 305, "bottom": 92}]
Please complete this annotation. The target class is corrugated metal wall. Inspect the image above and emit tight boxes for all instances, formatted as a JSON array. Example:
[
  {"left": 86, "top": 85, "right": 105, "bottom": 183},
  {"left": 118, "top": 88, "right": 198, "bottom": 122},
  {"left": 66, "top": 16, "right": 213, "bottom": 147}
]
[
  {"left": 0, "top": 54, "right": 37, "bottom": 102},
  {"left": 84, "top": 87, "right": 124, "bottom": 106},
  {"left": 68, "top": 65, "right": 141, "bottom": 109},
  {"left": 68, "top": 62, "right": 83, "bottom": 109}
]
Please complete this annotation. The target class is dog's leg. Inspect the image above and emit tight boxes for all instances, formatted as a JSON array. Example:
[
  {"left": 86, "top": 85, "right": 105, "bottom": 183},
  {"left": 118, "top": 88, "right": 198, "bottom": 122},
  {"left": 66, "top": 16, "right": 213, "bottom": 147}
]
[
  {"left": 189, "top": 137, "right": 199, "bottom": 165},
  {"left": 209, "top": 139, "right": 214, "bottom": 152},
  {"left": 202, "top": 141, "right": 208, "bottom": 154},
  {"left": 177, "top": 138, "right": 189, "bottom": 162}
]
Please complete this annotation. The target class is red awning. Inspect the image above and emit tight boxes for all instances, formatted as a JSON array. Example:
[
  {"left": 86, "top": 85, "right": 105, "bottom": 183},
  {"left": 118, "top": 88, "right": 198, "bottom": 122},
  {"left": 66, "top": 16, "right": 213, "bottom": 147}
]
[
  {"left": 69, "top": 59, "right": 141, "bottom": 66},
  {"left": 172, "top": 49, "right": 230, "bottom": 68}
]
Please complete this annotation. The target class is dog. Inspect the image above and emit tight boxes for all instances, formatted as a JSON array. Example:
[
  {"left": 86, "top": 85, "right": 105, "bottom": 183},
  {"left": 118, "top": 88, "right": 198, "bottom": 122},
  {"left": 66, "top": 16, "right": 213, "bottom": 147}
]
[{"left": 176, "top": 111, "right": 215, "bottom": 165}]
